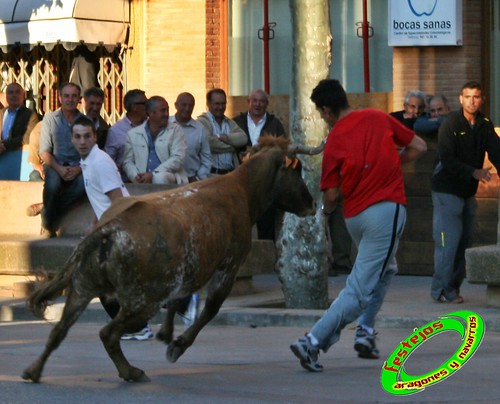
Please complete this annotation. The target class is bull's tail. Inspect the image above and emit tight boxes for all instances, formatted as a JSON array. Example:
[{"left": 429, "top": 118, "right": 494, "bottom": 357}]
[
  {"left": 28, "top": 234, "right": 96, "bottom": 319},
  {"left": 28, "top": 266, "right": 73, "bottom": 319}
]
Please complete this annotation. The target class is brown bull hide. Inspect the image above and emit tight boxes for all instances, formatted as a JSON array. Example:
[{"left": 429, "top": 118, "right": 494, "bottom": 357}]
[{"left": 22, "top": 137, "right": 315, "bottom": 383}]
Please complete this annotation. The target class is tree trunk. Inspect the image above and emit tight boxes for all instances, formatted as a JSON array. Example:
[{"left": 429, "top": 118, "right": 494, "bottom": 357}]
[{"left": 275, "top": 0, "right": 332, "bottom": 309}]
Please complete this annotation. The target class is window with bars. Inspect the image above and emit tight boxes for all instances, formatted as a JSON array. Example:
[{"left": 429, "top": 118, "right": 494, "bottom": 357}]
[{"left": 0, "top": 44, "right": 127, "bottom": 125}]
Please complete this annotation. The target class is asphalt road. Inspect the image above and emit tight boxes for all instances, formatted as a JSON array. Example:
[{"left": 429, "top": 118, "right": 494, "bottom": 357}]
[{"left": 1, "top": 321, "right": 499, "bottom": 403}]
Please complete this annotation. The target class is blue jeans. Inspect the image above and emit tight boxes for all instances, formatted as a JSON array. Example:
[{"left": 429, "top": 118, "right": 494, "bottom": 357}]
[
  {"left": 41, "top": 166, "right": 86, "bottom": 232},
  {"left": 310, "top": 202, "right": 406, "bottom": 352},
  {"left": 431, "top": 191, "right": 476, "bottom": 300}
]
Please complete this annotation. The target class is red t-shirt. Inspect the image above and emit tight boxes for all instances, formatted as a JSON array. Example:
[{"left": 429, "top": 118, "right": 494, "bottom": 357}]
[{"left": 320, "top": 109, "right": 415, "bottom": 218}]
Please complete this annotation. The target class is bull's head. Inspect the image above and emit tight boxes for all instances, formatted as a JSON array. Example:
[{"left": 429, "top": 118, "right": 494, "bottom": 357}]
[
  {"left": 273, "top": 152, "right": 316, "bottom": 217},
  {"left": 241, "top": 136, "right": 322, "bottom": 218}
]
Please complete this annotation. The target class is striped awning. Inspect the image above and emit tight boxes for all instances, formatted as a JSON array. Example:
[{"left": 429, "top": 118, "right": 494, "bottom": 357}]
[{"left": 0, "top": 0, "right": 130, "bottom": 51}]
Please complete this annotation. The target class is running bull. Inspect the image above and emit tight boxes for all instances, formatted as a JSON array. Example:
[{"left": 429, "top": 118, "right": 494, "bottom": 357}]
[{"left": 22, "top": 136, "right": 317, "bottom": 383}]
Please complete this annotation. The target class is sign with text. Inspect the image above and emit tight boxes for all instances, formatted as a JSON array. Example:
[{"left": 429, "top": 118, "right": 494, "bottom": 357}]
[{"left": 388, "top": 0, "right": 463, "bottom": 46}]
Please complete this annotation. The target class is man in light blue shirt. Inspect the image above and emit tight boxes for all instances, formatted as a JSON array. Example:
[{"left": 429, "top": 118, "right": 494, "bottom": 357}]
[
  {"left": 104, "top": 89, "right": 148, "bottom": 182},
  {"left": 39, "top": 82, "right": 85, "bottom": 237}
]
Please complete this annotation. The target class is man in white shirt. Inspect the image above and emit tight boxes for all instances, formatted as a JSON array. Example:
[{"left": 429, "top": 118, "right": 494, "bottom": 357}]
[
  {"left": 72, "top": 116, "right": 128, "bottom": 228},
  {"left": 71, "top": 115, "right": 153, "bottom": 341}
]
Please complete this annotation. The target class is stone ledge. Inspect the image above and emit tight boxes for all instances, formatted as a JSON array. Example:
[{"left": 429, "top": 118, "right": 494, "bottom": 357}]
[
  {"left": 465, "top": 244, "right": 500, "bottom": 308},
  {"left": 465, "top": 245, "right": 500, "bottom": 285}
]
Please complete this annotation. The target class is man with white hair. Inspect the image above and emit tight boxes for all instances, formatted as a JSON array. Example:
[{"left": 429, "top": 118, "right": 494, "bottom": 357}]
[
  {"left": 233, "top": 88, "right": 287, "bottom": 147},
  {"left": 233, "top": 89, "right": 288, "bottom": 240},
  {"left": 390, "top": 90, "right": 426, "bottom": 129}
]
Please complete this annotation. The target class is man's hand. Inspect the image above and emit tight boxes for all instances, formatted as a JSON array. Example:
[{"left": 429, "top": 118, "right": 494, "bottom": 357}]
[
  {"left": 34, "top": 163, "right": 45, "bottom": 180},
  {"left": 323, "top": 187, "right": 340, "bottom": 214},
  {"left": 473, "top": 166, "right": 492, "bottom": 183},
  {"left": 135, "top": 172, "right": 153, "bottom": 183},
  {"left": 56, "top": 164, "right": 81, "bottom": 181}
]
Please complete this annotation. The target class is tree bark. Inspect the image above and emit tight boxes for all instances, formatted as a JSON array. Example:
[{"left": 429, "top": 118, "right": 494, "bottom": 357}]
[{"left": 275, "top": 0, "right": 332, "bottom": 309}]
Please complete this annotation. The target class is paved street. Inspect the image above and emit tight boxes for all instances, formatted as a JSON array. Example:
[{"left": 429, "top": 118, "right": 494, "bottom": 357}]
[{"left": 1, "top": 320, "right": 499, "bottom": 403}]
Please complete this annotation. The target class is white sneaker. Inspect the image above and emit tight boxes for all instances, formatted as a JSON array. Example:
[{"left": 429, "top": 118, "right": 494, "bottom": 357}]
[
  {"left": 121, "top": 324, "right": 154, "bottom": 341},
  {"left": 183, "top": 294, "right": 200, "bottom": 327}
]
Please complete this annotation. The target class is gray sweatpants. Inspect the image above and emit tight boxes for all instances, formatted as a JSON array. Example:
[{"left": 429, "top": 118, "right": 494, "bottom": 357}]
[
  {"left": 430, "top": 191, "right": 476, "bottom": 301},
  {"left": 310, "top": 201, "right": 406, "bottom": 352}
]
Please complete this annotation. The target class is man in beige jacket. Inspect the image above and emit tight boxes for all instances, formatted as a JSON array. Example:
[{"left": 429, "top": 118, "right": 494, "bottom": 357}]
[
  {"left": 197, "top": 88, "right": 247, "bottom": 175},
  {"left": 123, "top": 96, "right": 188, "bottom": 185}
]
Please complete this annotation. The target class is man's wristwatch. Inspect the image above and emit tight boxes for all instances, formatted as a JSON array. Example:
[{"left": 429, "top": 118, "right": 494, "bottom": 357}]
[{"left": 321, "top": 204, "right": 332, "bottom": 216}]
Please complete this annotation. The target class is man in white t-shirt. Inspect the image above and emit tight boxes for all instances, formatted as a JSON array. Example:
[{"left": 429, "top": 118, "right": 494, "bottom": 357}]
[
  {"left": 71, "top": 116, "right": 153, "bottom": 341},
  {"left": 72, "top": 116, "right": 129, "bottom": 226}
]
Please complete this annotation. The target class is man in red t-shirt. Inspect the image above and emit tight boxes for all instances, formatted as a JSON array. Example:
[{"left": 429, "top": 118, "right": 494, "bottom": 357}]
[{"left": 290, "top": 79, "right": 427, "bottom": 372}]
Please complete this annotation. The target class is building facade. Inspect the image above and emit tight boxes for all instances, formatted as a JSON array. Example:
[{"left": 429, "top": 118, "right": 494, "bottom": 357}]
[{"left": 0, "top": 1, "right": 497, "bottom": 122}]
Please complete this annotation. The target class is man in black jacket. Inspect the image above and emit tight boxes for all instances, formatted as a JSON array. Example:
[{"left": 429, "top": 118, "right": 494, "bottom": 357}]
[
  {"left": 233, "top": 89, "right": 287, "bottom": 147},
  {"left": 0, "top": 83, "right": 39, "bottom": 155},
  {"left": 233, "top": 89, "right": 287, "bottom": 240},
  {"left": 431, "top": 81, "right": 500, "bottom": 303}
]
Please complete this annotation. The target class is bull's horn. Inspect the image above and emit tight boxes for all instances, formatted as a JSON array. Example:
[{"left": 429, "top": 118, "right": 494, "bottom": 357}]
[{"left": 288, "top": 140, "right": 325, "bottom": 155}]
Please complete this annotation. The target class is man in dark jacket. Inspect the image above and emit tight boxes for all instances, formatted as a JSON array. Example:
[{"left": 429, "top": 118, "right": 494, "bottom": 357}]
[
  {"left": 82, "top": 86, "right": 109, "bottom": 149},
  {"left": 233, "top": 89, "right": 287, "bottom": 240},
  {"left": 0, "top": 83, "right": 39, "bottom": 155},
  {"left": 431, "top": 81, "right": 500, "bottom": 303},
  {"left": 390, "top": 90, "right": 426, "bottom": 129},
  {"left": 233, "top": 89, "right": 287, "bottom": 147}
]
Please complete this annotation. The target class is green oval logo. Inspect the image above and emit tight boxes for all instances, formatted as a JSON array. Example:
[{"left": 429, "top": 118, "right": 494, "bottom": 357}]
[{"left": 380, "top": 310, "right": 485, "bottom": 396}]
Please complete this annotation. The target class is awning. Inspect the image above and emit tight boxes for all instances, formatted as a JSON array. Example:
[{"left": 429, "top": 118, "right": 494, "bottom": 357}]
[{"left": 0, "top": 0, "right": 130, "bottom": 51}]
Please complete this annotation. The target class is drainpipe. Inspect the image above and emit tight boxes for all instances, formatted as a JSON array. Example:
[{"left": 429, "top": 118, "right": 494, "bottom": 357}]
[
  {"left": 259, "top": 0, "right": 275, "bottom": 94},
  {"left": 357, "top": 0, "right": 373, "bottom": 92},
  {"left": 263, "top": 0, "right": 270, "bottom": 94}
]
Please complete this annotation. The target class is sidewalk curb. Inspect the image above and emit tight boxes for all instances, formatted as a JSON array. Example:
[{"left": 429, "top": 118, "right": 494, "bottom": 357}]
[{"left": 2, "top": 274, "right": 499, "bottom": 332}]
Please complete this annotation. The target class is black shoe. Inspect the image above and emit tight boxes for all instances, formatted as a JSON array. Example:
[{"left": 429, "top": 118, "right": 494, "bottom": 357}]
[{"left": 26, "top": 203, "right": 43, "bottom": 217}]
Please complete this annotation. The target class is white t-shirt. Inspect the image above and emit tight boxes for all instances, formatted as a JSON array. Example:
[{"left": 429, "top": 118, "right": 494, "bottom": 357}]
[{"left": 81, "top": 145, "right": 129, "bottom": 220}]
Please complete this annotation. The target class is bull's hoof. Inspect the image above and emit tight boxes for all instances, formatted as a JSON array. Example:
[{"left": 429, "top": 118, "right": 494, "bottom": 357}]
[
  {"left": 21, "top": 368, "right": 41, "bottom": 383},
  {"left": 166, "top": 338, "right": 187, "bottom": 363},
  {"left": 120, "top": 367, "right": 150, "bottom": 383}
]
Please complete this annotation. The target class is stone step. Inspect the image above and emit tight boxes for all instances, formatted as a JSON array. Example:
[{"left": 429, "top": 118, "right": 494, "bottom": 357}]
[{"left": 0, "top": 236, "right": 79, "bottom": 276}]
